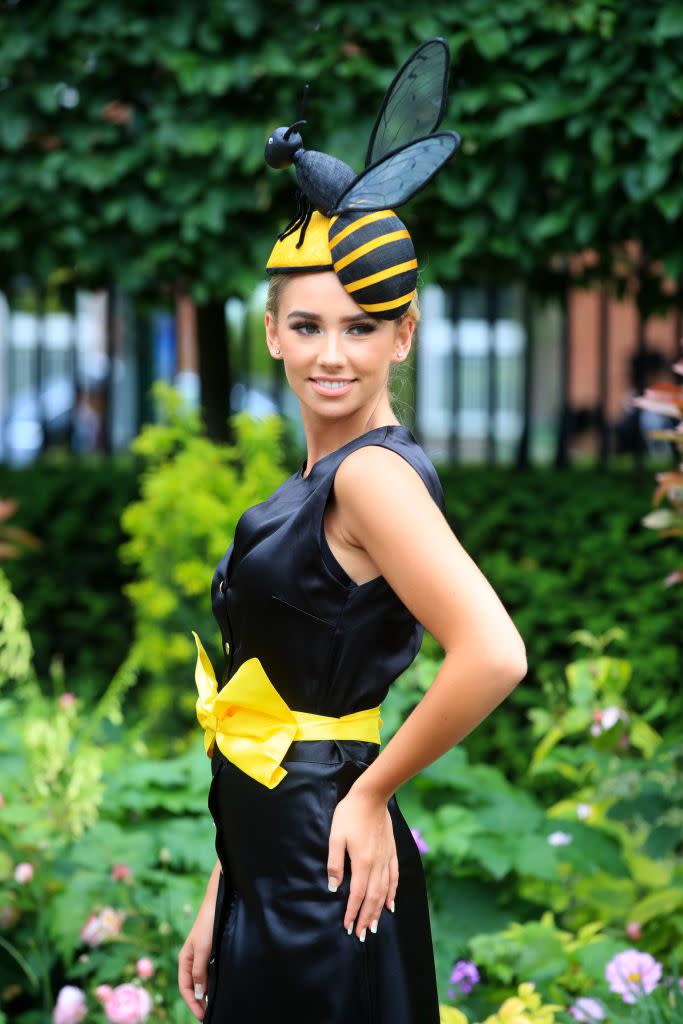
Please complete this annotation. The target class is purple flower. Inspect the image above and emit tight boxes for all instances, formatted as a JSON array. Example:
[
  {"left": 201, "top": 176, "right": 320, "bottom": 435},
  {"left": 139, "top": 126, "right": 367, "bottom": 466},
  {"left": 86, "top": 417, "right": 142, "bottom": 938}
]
[
  {"left": 547, "top": 830, "right": 573, "bottom": 846},
  {"left": 568, "top": 996, "right": 607, "bottom": 1021},
  {"left": 410, "top": 828, "right": 429, "bottom": 854},
  {"left": 605, "top": 949, "right": 662, "bottom": 1004},
  {"left": 448, "top": 959, "right": 480, "bottom": 996}
]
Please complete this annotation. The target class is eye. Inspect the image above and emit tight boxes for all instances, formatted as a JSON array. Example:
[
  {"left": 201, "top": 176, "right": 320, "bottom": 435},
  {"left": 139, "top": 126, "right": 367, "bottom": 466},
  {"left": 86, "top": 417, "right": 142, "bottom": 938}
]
[
  {"left": 347, "top": 322, "right": 377, "bottom": 336},
  {"left": 291, "top": 321, "right": 319, "bottom": 335}
]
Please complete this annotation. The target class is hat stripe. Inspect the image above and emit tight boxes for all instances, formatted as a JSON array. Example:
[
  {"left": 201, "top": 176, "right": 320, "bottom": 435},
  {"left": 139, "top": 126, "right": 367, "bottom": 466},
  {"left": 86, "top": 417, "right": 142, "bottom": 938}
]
[
  {"left": 345, "top": 258, "right": 418, "bottom": 294},
  {"left": 329, "top": 210, "right": 393, "bottom": 248},
  {"left": 333, "top": 230, "right": 410, "bottom": 273},
  {"left": 358, "top": 291, "right": 416, "bottom": 313}
]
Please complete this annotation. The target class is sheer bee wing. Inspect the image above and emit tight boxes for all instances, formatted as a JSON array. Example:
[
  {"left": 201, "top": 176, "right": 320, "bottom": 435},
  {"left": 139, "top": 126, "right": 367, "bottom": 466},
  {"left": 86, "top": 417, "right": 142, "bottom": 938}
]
[
  {"left": 332, "top": 132, "right": 460, "bottom": 215},
  {"left": 365, "top": 37, "right": 451, "bottom": 168}
]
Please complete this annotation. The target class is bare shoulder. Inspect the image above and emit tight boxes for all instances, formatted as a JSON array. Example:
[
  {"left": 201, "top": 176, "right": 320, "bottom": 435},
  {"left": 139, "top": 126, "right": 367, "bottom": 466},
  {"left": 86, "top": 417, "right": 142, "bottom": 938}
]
[
  {"left": 334, "top": 442, "right": 435, "bottom": 510},
  {"left": 333, "top": 443, "right": 526, "bottom": 669}
]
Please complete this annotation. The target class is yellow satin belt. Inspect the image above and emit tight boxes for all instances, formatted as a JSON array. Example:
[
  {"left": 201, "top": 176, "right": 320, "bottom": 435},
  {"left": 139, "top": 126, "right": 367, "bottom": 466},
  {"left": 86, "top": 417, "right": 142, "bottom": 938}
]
[{"left": 192, "top": 631, "right": 382, "bottom": 790}]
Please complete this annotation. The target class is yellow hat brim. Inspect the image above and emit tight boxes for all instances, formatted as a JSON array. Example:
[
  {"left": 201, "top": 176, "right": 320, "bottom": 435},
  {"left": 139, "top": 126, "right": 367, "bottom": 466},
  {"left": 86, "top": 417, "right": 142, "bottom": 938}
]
[{"left": 266, "top": 211, "right": 334, "bottom": 273}]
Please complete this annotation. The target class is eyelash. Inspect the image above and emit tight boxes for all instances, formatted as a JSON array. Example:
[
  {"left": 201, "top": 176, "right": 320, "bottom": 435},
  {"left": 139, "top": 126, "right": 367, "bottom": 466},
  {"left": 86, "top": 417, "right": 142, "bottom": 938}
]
[{"left": 291, "top": 321, "right": 377, "bottom": 336}]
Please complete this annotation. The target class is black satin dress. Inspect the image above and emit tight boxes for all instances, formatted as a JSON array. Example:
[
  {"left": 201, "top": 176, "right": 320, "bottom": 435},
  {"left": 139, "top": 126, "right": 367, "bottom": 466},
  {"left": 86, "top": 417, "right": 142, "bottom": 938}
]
[{"left": 203, "top": 424, "right": 446, "bottom": 1024}]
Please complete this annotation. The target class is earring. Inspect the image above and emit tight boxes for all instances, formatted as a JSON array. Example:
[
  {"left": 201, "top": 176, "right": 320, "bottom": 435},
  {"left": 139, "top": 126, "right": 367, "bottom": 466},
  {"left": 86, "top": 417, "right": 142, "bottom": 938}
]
[{"left": 274, "top": 348, "right": 281, "bottom": 354}]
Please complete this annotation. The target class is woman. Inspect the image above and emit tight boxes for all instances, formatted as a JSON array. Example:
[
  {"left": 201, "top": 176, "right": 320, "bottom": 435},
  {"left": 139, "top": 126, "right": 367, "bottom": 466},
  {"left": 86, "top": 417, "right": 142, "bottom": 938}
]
[{"left": 179, "top": 38, "right": 527, "bottom": 1024}]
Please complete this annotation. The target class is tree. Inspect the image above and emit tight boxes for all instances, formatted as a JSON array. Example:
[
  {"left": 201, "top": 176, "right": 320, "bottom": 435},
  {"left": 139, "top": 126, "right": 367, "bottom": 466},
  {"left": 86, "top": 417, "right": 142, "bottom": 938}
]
[{"left": 1, "top": 1, "right": 681, "bottom": 434}]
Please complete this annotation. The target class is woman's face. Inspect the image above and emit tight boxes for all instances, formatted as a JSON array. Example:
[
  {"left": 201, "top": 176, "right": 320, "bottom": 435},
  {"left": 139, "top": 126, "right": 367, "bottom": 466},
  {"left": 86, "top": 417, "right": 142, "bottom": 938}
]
[{"left": 264, "top": 271, "right": 413, "bottom": 418}]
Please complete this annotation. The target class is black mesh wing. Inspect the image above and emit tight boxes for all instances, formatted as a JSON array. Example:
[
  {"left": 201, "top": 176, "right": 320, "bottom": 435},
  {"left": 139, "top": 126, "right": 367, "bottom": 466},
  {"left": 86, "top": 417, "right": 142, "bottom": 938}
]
[
  {"left": 332, "top": 132, "right": 460, "bottom": 215},
  {"left": 365, "top": 37, "right": 451, "bottom": 168}
]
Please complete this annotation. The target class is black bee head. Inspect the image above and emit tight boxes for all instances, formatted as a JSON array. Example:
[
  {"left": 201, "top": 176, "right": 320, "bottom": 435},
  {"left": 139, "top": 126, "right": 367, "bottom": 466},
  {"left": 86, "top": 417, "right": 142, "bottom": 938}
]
[{"left": 264, "top": 121, "right": 306, "bottom": 169}]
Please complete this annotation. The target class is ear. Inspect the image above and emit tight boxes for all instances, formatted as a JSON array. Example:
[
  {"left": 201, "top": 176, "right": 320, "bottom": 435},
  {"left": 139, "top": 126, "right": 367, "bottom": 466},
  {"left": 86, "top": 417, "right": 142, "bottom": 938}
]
[
  {"left": 264, "top": 311, "right": 280, "bottom": 355},
  {"left": 394, "top": 314, "right": 415, "bottom": 358}
]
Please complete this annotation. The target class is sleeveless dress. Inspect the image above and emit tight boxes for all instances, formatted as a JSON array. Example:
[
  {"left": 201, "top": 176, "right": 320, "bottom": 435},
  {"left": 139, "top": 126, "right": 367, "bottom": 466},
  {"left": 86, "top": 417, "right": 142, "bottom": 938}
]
[{"left": 203, "top": 423, "right": 446, "bottom": 1024}]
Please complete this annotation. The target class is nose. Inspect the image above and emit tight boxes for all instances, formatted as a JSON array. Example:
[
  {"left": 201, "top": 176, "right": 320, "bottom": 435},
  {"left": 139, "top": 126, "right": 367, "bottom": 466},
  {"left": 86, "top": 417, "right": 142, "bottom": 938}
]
[{"left": 317, "top": 331, "right": 347, "bottom": 368}]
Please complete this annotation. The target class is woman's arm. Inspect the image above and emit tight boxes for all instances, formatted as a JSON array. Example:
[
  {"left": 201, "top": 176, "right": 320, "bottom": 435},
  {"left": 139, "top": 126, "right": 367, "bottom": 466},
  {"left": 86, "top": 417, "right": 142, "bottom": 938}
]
[
  {"left": 325, "top": 443, "right": 527, "bottom": 940},
  {"left": 177, "top": 858, "right": 222, "bottom": 1020},
  {"left": 333, "top": 443, "right": 528, "bottom": 802}
]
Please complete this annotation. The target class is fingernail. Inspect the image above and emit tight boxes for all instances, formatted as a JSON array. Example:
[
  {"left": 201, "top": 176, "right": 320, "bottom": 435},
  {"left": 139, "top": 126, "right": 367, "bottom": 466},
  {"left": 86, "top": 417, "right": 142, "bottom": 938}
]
[
  {"left": 370, "top": 919, "right": 378, "bottom": 933},
  {"left": 194, "top": 983, "right": 204, "bottom": 1000},
  {"left": 328, "top": 878, "right": 338, "bottom": 892},
  {"left": 347, "top": 923, "right": 353, "bottom": 935},
  {"left": 390, "top": 899, "right": 395, "bottom": 913},
  {"left": 359, "top": 927, "right": 366, "bottom": 942}
]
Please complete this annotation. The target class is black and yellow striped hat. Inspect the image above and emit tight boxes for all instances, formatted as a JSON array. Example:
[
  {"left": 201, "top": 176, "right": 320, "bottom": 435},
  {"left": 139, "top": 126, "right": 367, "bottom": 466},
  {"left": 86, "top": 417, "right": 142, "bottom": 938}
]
[
  {"left": 264, "top": 38, "right": 461, "bottom": 320},
  {"left": 266, "top": 208, "right": 418, "bottom": 319}
]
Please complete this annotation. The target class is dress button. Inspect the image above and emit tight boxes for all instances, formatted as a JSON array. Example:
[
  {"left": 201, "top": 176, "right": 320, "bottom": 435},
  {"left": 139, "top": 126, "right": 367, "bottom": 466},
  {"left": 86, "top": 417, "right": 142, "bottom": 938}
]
[{"left": 225, "top": 641, "right": 230, "bottom": 655}]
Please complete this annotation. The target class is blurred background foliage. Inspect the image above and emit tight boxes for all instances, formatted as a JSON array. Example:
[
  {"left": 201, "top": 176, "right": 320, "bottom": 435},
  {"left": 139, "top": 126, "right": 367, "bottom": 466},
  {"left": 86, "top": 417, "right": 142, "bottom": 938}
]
[{"left": 1, "top": 0, "right": 682, "bottom": 310}]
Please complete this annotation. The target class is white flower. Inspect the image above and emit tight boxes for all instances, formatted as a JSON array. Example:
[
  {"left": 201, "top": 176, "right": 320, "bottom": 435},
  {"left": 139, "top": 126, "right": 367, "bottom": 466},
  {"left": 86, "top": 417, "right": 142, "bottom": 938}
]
[
  {"left": 601, "top": 706, "right": 622, "bottom": 730},
  {"left": 576, "top": 803, "right": 592, "bottom": 820},
  {"left": 547, "top": 830, "right": 573, "bottom": 846}
]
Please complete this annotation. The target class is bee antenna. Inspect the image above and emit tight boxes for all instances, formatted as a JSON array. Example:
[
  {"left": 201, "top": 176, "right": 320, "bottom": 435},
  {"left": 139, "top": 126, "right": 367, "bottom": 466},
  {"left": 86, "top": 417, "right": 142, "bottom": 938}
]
[{"left": 298, "top": 83, "right": 310, "bottom": 122}]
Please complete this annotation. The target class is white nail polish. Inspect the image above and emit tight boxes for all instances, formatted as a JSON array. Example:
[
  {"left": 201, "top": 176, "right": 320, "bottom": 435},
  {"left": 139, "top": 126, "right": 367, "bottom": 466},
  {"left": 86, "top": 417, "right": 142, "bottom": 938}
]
[
  {"left": 194, "top": 983, "right": 204, "bottom": 1000},
  {"left": 370, "top": 919, "right": 378, "bottom": 933},
  {"left": 347, "top": 923, "right": 353, "bottom": 935},
  {"left": 328, "top": 879, "right": 338, "bottom": 892},
  {"left": 359, "top": 927, "right": 366, "bottom": 942},
  {"left": 390, "top": 899, "right": 395, "bottom": 912}
]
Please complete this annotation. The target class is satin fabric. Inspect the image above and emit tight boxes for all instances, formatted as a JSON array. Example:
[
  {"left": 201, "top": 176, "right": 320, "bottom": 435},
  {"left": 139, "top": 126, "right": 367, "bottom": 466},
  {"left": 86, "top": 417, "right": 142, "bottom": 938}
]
[
  {"left": 205, "top": 741, "right": 441, "bottom": 1024},
  {"left": 202, "top": 424, "right": 446, "bottom": 1022}
]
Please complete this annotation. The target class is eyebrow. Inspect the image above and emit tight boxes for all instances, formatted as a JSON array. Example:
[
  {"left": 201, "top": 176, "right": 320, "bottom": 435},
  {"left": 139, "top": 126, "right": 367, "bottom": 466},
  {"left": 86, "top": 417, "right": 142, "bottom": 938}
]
[{"left": 286, "top": 309, "right": 377, "bottom": 323}]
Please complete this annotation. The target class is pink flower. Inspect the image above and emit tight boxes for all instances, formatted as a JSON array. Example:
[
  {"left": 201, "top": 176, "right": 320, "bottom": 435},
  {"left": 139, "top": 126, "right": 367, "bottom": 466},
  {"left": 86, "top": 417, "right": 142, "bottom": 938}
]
[
  {"left": 80, "top": 907, "right": 126, "bottom": 947},
  {"left": 111, "top": 863, "right": 133, "bottom": 883},
  {"left": 568, "top": 996, "right": 607, "bottom": 1021},
  {"left": 59, "top": 693, "right": 77, "bottom": 708},
  {"left": 53, "top": 985, "right": 87, "bottom": 1024},
  {"left": 103, "top": 983, "right": 153, "bottom": 1024},
  {"left": 410, "top": 828, "right": 429, "bottom": 854},
  {"left": 95, "top": 985, "right": 113, "bottom": 1003},
  {"left": 136, "top": 957, "right": 155, "bottom": 979},
  {"left": 14, "top": 862, "right": 34, "bottom": 884},
  {"left": 605, "top": 948, "right": 662, "bottom": 1003},
  {"left": 626, "top": 921, "right": 642, "bottom": 941}
]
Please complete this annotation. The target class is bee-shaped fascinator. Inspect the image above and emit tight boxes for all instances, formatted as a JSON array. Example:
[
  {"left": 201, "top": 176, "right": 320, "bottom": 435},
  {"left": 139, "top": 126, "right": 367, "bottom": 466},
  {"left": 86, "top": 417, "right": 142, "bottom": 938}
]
[{"left": 265, "top": 37, "right": 461, "bottom": 319}]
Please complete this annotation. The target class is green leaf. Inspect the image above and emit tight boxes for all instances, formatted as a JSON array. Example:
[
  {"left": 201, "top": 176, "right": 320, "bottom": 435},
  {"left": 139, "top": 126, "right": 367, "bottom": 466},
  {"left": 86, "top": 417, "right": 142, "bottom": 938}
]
[
  {"left": 629, "top": 718, "right": 662, "bottom": 757},
  {"left": 473, "top": 25, "right": 510, "bottom": 60},
  {"left": 0, "top": 112, "right": 31, "bottom": 149},
  {"left": 654, "top": 7, "right": 683, "bottom": 40},
  {"left": 655, "top": 190, "right": 683, "bottom": 222},
  {"left": 631, "top": 888, "right": 683, "bottom": 925}
]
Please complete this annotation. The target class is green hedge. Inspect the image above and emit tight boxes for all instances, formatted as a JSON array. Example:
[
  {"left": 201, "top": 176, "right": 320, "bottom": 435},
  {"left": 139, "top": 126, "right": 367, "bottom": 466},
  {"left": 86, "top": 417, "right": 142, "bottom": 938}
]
[{"left": 1, "top": 451, "right": 680, "bottom": 775}]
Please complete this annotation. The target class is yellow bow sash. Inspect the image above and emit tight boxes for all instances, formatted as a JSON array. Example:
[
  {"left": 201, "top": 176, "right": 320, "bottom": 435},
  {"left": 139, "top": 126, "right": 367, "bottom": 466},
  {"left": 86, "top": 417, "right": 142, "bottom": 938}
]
[{"left": 192, "top": 631, "right": 382, "bottom": 790}]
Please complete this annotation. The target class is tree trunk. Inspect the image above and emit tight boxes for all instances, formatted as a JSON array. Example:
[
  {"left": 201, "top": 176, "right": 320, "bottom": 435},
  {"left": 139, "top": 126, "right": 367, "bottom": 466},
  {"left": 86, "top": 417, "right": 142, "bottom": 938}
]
[{"left": 196, "top": 299, "right": 231, "bottom": 443}]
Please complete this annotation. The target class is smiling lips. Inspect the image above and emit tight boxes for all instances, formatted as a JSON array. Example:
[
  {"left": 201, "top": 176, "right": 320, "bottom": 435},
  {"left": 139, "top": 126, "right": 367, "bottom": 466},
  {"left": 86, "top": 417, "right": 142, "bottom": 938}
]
[{"left": 309, "top": 377, "right": 356, "bottom": 395}]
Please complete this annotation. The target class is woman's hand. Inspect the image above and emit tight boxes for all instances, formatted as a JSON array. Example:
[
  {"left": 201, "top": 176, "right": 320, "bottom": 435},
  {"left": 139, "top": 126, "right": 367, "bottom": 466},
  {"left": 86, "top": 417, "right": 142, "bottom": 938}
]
[
  {"left": 178, "top": 902, "right": 214, "bottom": 1021},
  {"left": 327, "top": 786, "right": 398, "bottom": 939}
]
